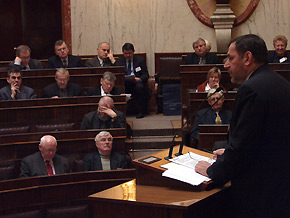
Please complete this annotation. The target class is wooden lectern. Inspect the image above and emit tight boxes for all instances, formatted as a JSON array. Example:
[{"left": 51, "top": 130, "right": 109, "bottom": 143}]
[{"left": 89, "top": 146, "right": 231, "bottom": 218}]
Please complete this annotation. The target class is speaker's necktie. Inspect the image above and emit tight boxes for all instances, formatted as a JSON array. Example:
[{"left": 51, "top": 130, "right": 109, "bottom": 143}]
[
  {"left": 215, "top": 111, "right": 222, "bottom": 124},
  {"left": 45, "top": 160, "right": 53, "bottom": 175},
  {"left": 127, "top": 60, "right": 132, "bottom": 75}
]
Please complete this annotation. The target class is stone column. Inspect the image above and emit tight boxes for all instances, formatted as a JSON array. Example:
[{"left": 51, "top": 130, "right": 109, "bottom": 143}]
[{"left": 210, "top": 2, "right": 236, "bottom": 53}]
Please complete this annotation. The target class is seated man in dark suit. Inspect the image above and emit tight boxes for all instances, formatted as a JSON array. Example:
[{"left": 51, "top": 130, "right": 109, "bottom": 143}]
[
  {"left": 47, "top": 40, "right": 83, "bottom": 68},
  {"left": 43, "top": 68, "right": 83, "bottom": 98},
  {"left": 8, "top": 45, "right": 43, "bottom": 70},
  {"left": 117, "top": 43, "right": 150, "bottom": 118},
  {"left": 86, "top": 71, "right": 122, "bottom": 96},
  {"left": 82, "top": 131, "right": 129, "bottom": 171},
  {"left": 85, "top": 42, "right": 116, "bottom": 67},
  {"left": 80, "top": 96, "right": 125, "bottom": 129},
  {"left": 268, "top": 35, "right": 290, "bottom": 63},
  {"left": 191, "top": 88, "right": 232, "bottom": 145},
  {"left": 184, "top": 38, "right": 220, "bottom": 64},
  {"left": 0, "top": 67, "right": 36, "bottom": 100},
  {"left": 19, "top": 135, "right": 71, "bottom": 177}
]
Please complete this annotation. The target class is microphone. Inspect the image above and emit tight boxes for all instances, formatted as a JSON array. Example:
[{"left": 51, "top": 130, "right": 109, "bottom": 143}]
[{"left": 164, "top": 88, "right": 224, "bottom": 160}]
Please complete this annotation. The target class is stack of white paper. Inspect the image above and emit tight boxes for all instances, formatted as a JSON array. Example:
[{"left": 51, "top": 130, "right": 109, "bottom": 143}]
[{"left": 161, "top": 152, "right": 215, "bottom": 186}]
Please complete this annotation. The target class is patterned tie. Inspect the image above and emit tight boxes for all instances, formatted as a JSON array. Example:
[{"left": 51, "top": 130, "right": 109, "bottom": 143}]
[
  {"left": 199, "top": 57, "right": 206, "bottom": 64},
  {"left": 63, "top": 60, "right": 68, "bottom": 68},
  {"left": 215, "top": 112, "right": 222, "bottom": 124},
  {"left": 45, "top": 160, "right": 53, "bottom": 175}
]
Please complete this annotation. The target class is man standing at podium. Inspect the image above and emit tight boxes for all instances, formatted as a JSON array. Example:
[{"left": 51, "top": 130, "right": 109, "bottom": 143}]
[{"left": 195, "top": 34, "right": 290, "bottom": 218}]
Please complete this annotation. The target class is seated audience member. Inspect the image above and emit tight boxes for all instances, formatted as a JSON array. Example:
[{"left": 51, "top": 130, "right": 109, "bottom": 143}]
[
  {"left": 196, "top": 67, "right": 226, "bottom": 92},
  {"left": 80, "top": 96, "right": 125, "bottom": 129},
  {"left": 19, "top": 135, "right": 71, "bottom": 177},
  {"left": 8, "top": 45, "right": 43, "bottom": 70},
  {"left": 268, "top": 35, "right": 290, "bottom": 63},
  {"left": 82, "top": 131, "right": 129, "bottom": 171},
  {"left": 184, "top": 38, "right": 220, "bottom": 64},
  {"left": 47, "top": 40, "right": 83, "bottom": 68},
  {"left": 117, "top": 43, "right": 150, "bottom": 119},
  {"left": 43, "top": 68, "right": 83, "bottom": 98},
  {"left": 87, "top": 71, "right": 122, "bottom": 96},
  {"left": 191, "top": 89, "right": 232, "bottom": 145},
  {"left": 0, "top": 67, "right": 36, "bottom": 100},
  {"left": 85, "top": 42, "right": 116, "bottom": 67}
]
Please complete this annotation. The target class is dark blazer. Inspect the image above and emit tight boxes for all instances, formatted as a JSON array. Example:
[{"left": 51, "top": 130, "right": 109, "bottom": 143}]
[
  {"left": 82, "top": 150, "right": 128, "bottom": 171},
  {"left": 8, "top": 59, "right": 43, "bottom": 70},
  {"left": 86, "top": 86, "right": 122, "bottom": 96},
  {"left": 207, "top": 65, "right": 290, "bottom": 217},
  {"left": 19, "top": 151, "right": 71, "bottom": 177},
  {"left": 47, "top": 54, "right": 83, "bottom": 68},
  {"left": 184, "top": 52, "right": 220, "bottom": 65},
  {"left": 0, "top": 85, "right": 36, "bottom": 100},
  {"left": 42, "top": 82, "right": 83, "bottom": 98},
  {"left": 80, "top": 109, "right": 126, "bottom": 130},
  {"left": 117, "top": 55, "right": 149, "bottom": 83},
  {"left": 268, "top": 50, "right": 290, "bottom": 63},
  {"left": 191, "top": 107, "right": 232, "bottom": 142},
  {"left": 84, "top": 57, "right": 115, "bottom": 67}
]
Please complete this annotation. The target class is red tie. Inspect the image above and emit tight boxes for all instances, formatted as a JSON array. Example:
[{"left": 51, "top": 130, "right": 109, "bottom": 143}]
[{"left": 45, "top": 160, "right": 53, "bottom": 175}]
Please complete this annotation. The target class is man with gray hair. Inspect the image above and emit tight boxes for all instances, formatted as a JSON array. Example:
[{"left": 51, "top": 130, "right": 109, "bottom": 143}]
[
  {"left": 82, "top": 131, "right": 128, "bottom": 171},
  {"left": 19, "top": 135, "right": 71, "bottom": 177},
  {"left": 8, "top": 45, "right": 43, "bottom": 70},
  {"left": 86, "top": 71, "right": 122, "bottom": 96},
  {"left": 184, "top": 38, "right": 220, "bottom": 64},
  {"left": 191, "top": 88, "right": 232, "bottom": 145},
  {"left": 42, "top": 68, "right": 83, "bottom": 98},
  {"left": 0, "top": 66, "right": 36, "bottom": 100},
  {"left": 80, "top": 96, "right": 125, "bottom": 129},
  {"left": 85, "top": 42, "right": 116, "bottom": 67}
]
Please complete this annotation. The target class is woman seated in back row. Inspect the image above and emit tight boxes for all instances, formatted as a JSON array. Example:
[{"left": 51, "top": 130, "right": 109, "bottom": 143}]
[{"left": 196, "top": 67, "right": 226, "bottom": 92}]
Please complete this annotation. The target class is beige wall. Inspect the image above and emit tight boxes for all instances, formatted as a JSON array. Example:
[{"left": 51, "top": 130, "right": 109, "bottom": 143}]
[{"left": 71, "top": 0, "right": 290, "bottom": 75}]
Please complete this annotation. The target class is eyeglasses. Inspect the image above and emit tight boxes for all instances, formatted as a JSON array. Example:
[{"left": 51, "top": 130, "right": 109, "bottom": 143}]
[
  {"left": 11, "top": 76, "right": 22, "bottom": 80},
  {"left": 56, "top": 78, "right": 68, "bottom": 82},
  {"left": 56, "top": 47, "right": 67, "bottom": 52},
  {"left": 209, "top": 97, "right": 222, "bottom": 102},
  {"left": 43, "top": 148, "right": 57, "bottom": 152}
]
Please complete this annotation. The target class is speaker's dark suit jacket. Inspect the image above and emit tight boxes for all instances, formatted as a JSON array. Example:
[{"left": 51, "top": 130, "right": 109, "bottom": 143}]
[
  {"left": 191, "top": 107, "right": 232, "bottom": 142},
  {"left": 42, "top": 82, "right": 83, "bottom": 98},
  {"left": 86, "top": 86, "right": 122, "bottom": 96},
  {"left": 80, "top": 109, "right": 125, "bottom": 130},
  {"left": 0, "top": 85, "right": 36, "bottom": 100},
  {"left": 19, "top": 151, "right": 71, "bottom": 177},
  {"left": 117, "top": 55, "right": 149, "bottom": 83},
  {"left": 184, "top": 52, "right": 220, "bottom": 65},
  {"left": 47, "top": 54, "right": 83, "bottom": 68},
  {"left": 207, "top": 65, "right": 290, "bottom": 217},
  {"left": 82, "top": 150, "right": 128, "bottom": 171},
  {"left": 8, "top": 59, "right": 43, "bottom": 70},
  {"left": 84, "top": 57, "right": 115, "bottom": 67}
]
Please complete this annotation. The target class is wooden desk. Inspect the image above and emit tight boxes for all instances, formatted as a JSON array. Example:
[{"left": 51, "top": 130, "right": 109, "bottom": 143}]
[{"left": 89, "top": 146, "right": 231, "bottom": 218}]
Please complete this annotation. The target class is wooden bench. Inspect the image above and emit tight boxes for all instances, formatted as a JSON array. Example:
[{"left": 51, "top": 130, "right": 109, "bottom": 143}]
[
  {"left": 0, "top": 169, "right": 135, "bottom": 216},
  {"left": 0, "top": 95, "right": 126, "bottom": 132},
  {"left": 0, "top": 128, "right": 128, "bottom": 179}
]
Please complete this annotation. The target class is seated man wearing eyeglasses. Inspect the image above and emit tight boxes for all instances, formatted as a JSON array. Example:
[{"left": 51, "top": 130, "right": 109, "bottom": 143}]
[
  {"left": 82, "top": 131, "right": 129, "bottom": 171},
  {"left": 0, "top": 66, "right": 36, "bottom": 100},
  {"left": 19, "top": 135, "right": 71, "bottom": 177},
  {"left": 191, "top": 89, "right": 232, "bottom": 145},
  {"left": 47, "top": 40, "right": 83, "bottom": 68},
  {"left": 42, "top": 68, "right": 83, "bottom": 98}
]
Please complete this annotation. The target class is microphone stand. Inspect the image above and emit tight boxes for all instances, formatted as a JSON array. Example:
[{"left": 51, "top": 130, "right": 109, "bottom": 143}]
[{"left": 164, "top": 90, "right": 224, "bottom": 160}]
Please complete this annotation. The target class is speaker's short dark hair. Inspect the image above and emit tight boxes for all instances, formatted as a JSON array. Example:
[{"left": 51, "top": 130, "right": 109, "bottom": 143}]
[
  {"left": 122, "top": 43, "right": 135, "bottom": 52},
  {"left": 230, "top": 34, "right": 268, "bottom": 64}
]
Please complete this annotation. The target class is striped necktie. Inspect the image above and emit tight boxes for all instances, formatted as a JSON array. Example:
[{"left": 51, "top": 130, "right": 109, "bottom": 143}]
[{"left": 45, "top": 160, "right": 53, "bottom": 175}]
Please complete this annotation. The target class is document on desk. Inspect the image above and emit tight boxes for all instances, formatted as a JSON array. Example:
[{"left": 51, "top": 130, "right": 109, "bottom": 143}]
[{"left": 161, "top": 152, "right": 215, "bottom": 186}]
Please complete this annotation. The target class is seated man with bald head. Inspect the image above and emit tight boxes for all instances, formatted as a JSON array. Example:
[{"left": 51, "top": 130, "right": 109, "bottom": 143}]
[
  {"left": 19, "top": 135, "right": 71, "bottom": 177},
  {"left": 85, "top": 42, "right": 116, "bottom": 67},
  {"left": 82, "top": 131, "right": 129, "bottom": 171},
  {"left": 80, "top": 96, "right": 126, "bottom": 129}
]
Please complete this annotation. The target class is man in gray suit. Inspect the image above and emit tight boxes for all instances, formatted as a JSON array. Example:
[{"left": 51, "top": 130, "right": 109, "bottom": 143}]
[
  {"left": 8, "top": 45, "right": 43, "bottom": 70},
  {"left": 19, "top": 135, "right": 71, "bottom": 177},
  {"left": 0, "top": 67, "right": 36, "bottom": 100},
  {"left": 85, "top": 42, "right": 116, "bottom": 67}
]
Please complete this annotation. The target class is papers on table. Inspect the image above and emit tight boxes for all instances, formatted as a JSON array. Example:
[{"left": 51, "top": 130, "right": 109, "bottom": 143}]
[{"left": 161, "top": 152, "right": 215, "bottom": 186}]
